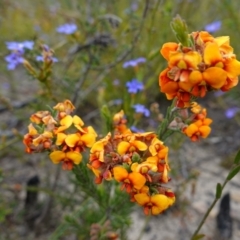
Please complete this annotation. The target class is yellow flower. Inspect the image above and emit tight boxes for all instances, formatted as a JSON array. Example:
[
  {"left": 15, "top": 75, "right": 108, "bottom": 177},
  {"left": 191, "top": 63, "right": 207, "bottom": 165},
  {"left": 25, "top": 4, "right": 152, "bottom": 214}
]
[
  {"left": 54, "top": 115, "right": 73, "bottom": 133},
  {"left": 113, "top": 166, "right": 146, "bottom": 193},
  {"left": 65, "top": 127, "right": 97, "bottom": 149},
  {"left": 49, "top": 150, "right": 82, "bottom": 170},
  {"left": 134, "top": 193, "right": 171, "bottom": 215},
  {"left": 117, "top": 137, "right": 147, "bottom": 155},
  {"left": 183, "top": 118, "right": 212, "bottom": 141}
]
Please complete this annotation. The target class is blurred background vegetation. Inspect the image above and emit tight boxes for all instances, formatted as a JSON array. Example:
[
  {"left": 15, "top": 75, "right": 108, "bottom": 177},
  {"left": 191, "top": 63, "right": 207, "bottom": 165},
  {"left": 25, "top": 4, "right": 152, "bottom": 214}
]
[{"left": 1, "top": 0, "right": 240, "bottom": 239}]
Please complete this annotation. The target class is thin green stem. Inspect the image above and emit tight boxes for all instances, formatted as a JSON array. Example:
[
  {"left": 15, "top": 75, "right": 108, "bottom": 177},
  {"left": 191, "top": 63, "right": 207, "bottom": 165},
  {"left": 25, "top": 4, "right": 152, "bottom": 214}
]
[{"left": 191, "top": 178, "right": 229, "bottom": 239}]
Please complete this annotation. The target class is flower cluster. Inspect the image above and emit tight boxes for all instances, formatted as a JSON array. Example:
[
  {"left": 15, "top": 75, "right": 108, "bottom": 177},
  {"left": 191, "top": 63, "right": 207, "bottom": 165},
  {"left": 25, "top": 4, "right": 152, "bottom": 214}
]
[
  {"left": 36, "top": 44, "right": 58, "bottom": 63},
  {"left": 168, "top": 102, "right": 213, "bottom": 141},
  {"left": 159, "top": 31, "right": 240, "bottom": 107},
  {"left": 5, "top": 40, "right": 34, "bottom": 70},
  {"left": 23, "top": 100, "right": 97, "bottom": 170},
  {"left": 88, "top": 110, "right": 175, "bottom": 215},
  {"left": 183, "top": 102, "right": 212, "bottom": 141}
]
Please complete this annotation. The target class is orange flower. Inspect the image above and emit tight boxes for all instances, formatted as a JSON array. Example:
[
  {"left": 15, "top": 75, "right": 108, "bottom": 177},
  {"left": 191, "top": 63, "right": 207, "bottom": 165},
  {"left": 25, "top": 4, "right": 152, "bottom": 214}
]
[
  {"left": 117, "top": 137, "right": 147, "bottom": 156},
  {"left": 160, "top": 31, "right": 240, "bottom": 107},
  {"left": 54, "top": 115, "right": 73, "bottom": 133},
  {"left": 168, "top": 51, "right": 202, "bottom": 70},
  {"left": 160, "top": 42, "right": 179, "bottom": 61},
  {"left": 159, "top": 68, "right": 179, "bottom": 97},
  {"left": 131, "top": 162, "right": 157, "bottom": 182},
  {"left": 32, "top": 131, "right": 53, "bottom": 149},
  {"left": 134, "top": 193, "right": 172, "bottom": 215},
  {"left": 53, "top": 99, "right": 75, "bottom": 114},
  {"left": 65, "top": 126, "right": 97, "bottom": 149},
  {"left": 113, "top": 166, "right": 146, "bottom": 193},
  {"left": 23, "top": 124, "right": 38, "bottom": 153},
  {"left": 90, "top": 133, "right": 111, "bottom": 163},
  {"left": 183, "top": 118, "right": 212, "bottom": 141},
  {"left": 30, "top": 111, "right": 50, "bottom": 124},
  {"left": 49, "top": 150, "right": 82, "bottom": 170}
]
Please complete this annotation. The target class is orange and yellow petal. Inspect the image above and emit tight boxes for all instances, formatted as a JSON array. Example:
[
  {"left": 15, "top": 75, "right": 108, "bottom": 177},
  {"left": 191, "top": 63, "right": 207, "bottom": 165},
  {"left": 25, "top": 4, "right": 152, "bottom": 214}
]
[
  {"left": 199, "top": 125, "right": 211, "bottom": 138},
  {"left": 113, "top": 166, "right": 129, "bottom": 182},
  {"left": 28, "top": 123, "right": 38, "bottom": 135},
  {"left": 224, "top": 59, "right": 240, "bottom": 79},
  {"left": 133, "top": 140, "right": 148, "bottom": 151},
  {"left": 203, "top": 67, "right": 227, "bottom": 89},
  {"left": 128, "top": 172, "right": 146, "bottom": 189},
  {"left": 56, "top": 132, "right": 67, "bottom": 145},
  {"left": 117, "top": 141, "right": 131, "bottom": 155},
  {"left": 73, "top": 115, "right": 85, "bottom": 132},
  {"left": 134, "top": 193, "right": 150, "bottom": 206},
  {"left": 151, "top": 194, "right": 169, "bottom": 215},
  {"left": 160, "top": 42, "right": 178, "bottom": 60},
  {"left": 66, "top": 151, "right": 82, "bottom": 164},
  {"left": 203, "top": 42, "right": 222, "bottom": 66},
  {"left": 50, "top": 151, "right": 65, "bottom": 164},
  {"left": 65, "top": 133, "right": 80, "bottom": 147},
  {"left": 184, "top": 124, "right": 198, "bottom": 137}
]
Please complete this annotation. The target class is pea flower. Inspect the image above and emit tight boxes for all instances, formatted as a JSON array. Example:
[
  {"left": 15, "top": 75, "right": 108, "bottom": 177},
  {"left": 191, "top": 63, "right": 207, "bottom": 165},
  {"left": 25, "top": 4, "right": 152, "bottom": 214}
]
[
  {"left": 126, "top": 79, "right": 144, "bottom": 94},
  {"left": 56, "top": 23, "right": 77, "bottom": 34},
  {"left": 133, "top": 104, "right": 150, "bottom": 117},
  {"left": 159, "top": 31, "right": 240, "bottom": 107},
  {"left": 134, "top": 193, "right": 175, "bottom": 215}
]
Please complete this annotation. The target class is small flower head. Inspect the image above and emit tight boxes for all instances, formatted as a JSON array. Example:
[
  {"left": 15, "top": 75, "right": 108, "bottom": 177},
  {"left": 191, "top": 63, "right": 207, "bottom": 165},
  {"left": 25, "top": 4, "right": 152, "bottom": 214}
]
[
  {"left": 159, "top": 31, "right": 240, "bottom": 107},
  {"left": 36, "top": 44, "right": 58, "bottom": 63},
  {"left": 126, "top": 79, "right": 144, "bottom": 94},
  {"left": 5, "top": 51, "right": 24, "bottom": 70},
  {"left": 6, "top": 41, "right": 34, "bottom": 51},
  {"left": 23, "top": 100, "right": 97, "bottom": 171},
  {"left": 123, "top": 57, "right": 146, "bottom": 68},
  {"left": 133, "top": 104, "right": 150, "bottom": 117},
  {"left": 56, "top": 23, "right": 77, "bottom": 34},
  {"left": 134, "top": 193, "right": 174, "bottom": 215},
  {"left": 204, "top": 20, "right": 221, "bottom": 33},
  {"left": 225, "top": 107, "right": 240, "bottom": 119}
]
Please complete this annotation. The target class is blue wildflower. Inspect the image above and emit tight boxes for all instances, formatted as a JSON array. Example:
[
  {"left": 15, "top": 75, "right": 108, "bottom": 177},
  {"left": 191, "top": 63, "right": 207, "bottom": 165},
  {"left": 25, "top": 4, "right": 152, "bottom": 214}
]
[
  {"left": 6, "top": 41, "right": 34, "bottom": 50},
  {"left": 56, "top": 23, "right": 77, "bottom": 34},
  {"left": 5, "top": 40, "right": 34, "bottom": 70},
  {"left": 225, "top": 107, "right": 240, "bottom": 119},
  {"left": 133, "top": 104, "right": 150, "bottom": 117},
  {"left": 123, "top": 57, "right": 146, "bottom": 68},
  {"left": 5, "top": 51, "right": 24, "bottom": 70},
  {"left": 130, "top": 126, "right": 144, "bottom": 133},
  {"left": 204, "top": 21, "right": 221, "bottom": 33},
  {"left": 126, "top": 79, "right": 144, "bottom": 94}
]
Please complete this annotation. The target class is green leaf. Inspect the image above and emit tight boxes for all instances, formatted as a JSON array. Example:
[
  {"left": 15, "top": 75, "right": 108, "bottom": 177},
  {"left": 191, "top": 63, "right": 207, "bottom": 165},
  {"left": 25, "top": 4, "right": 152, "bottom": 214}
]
[
  {"left": 192, "top": 234, "right": 205, "bottom": 240},
  {"left": 234, "top": 150, "right": 240, "bottom": 164},
  {"left": 227, "top": 165, "right": 240, "bottom": 180},
  {"left": 215, "top": 183, "right": 222, "bottom": 199},
  {"left": 157, "top": 119, "right": 168, "bottom": 138},
  {"left": 170, "top": 15, "right": 190, "bottom": 47},
  {"left": 100, "top": 105, "right": 113, "bottom": 133}
]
